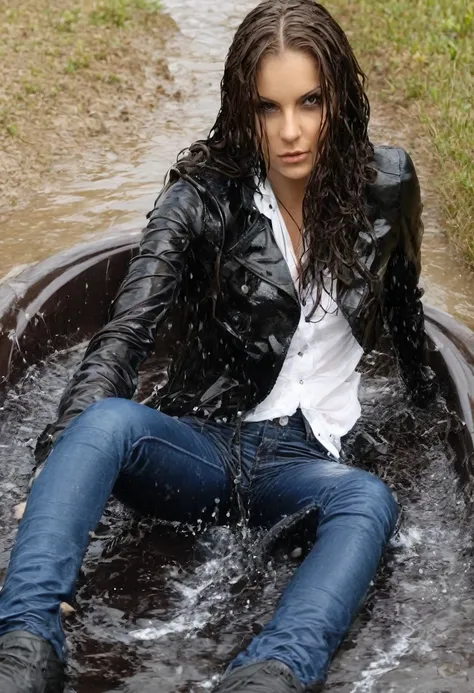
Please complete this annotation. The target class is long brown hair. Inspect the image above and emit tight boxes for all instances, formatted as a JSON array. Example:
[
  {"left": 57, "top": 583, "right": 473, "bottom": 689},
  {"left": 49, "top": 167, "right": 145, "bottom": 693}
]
[{"left": 173, "top": 0, "right": 376, "bottom": 307}]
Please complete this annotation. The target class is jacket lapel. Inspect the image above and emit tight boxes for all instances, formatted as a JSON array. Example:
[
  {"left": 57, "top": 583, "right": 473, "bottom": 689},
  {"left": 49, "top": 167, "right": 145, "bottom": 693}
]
[{"left": 232, "top": 212, "right": 300, "bottom": 308}]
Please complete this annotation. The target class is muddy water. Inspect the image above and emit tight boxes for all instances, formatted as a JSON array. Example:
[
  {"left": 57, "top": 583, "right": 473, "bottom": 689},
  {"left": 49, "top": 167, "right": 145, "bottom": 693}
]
[
  {"left": 0, "top": 0, "right": 473, "bottom": 327},
  {"left": 1, "top": 1, "right": 474, "bottom": 692},
  {"left": 0, "top": 343, "right": 471, "bottom": 693}
]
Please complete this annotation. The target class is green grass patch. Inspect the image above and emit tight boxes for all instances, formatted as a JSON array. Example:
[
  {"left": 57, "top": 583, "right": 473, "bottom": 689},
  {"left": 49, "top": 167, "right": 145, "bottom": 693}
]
[
  {"left": 89, "top": 0, "right": 162, "bottom": 28},
  {"left": 22, "top": 80, "right": 41, "bottom": 95},
  {"left": 66, "top": 55, "right": 89, "bottom": 73},
  {"left": 6, "top": 123, "right": 18, "bottom": 137},
  {"left": 56, "top": 8, "right": 82, "bottom": 32},
  {"left": 326, "top": 0, "right": 474, "bottom": 266},
  {"left": 0, "top": 0, "right": 175, "bottom": 209},
  {"left": 0, "top": 109, "right": 18, "bottom": 137}
]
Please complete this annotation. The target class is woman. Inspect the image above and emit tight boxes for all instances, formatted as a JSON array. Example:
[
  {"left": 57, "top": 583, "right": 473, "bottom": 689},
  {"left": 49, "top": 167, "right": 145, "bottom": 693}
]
[{"left": 0, "top": 1, "right": 437, "bottom": 692}]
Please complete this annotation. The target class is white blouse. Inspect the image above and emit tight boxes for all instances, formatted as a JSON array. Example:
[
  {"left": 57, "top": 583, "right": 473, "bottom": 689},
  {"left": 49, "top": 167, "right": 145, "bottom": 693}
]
[{"left": 244, "top": 179, "right": 363, "bottom": 458}]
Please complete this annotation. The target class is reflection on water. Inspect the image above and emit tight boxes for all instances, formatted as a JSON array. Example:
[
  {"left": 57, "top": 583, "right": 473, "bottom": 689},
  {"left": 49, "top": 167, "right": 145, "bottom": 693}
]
[
  {"left": 0, "top": 0, "right": 473, "bottom": 327},
  {"left": 0, "top": 343, "right": 472, "bottom": 692}
]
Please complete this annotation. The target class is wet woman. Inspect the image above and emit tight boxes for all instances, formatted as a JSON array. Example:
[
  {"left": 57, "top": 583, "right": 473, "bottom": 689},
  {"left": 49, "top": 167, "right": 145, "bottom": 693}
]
[{"left": 0, "top": 1, "right": 438, "bottom": 691}]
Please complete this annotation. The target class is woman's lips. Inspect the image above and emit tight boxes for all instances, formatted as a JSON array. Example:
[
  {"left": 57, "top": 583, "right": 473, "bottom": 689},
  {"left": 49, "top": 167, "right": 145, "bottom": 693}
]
[{"left": 279, "top": 151, "right": 310, "bottom": 163}]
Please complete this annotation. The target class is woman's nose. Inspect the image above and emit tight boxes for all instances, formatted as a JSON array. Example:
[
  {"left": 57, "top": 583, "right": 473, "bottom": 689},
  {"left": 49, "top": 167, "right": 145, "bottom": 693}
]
[{"left": 280, "top": 111, "right": 300, "bottom": 142}]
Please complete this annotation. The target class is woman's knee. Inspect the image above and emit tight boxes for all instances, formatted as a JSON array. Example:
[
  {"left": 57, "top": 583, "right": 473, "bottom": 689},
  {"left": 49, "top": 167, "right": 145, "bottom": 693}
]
[
  {"left": 69, "top": 397, "right": 145, "bottom": 439},
  {"left": 333, "top": 468, "right": 399, "bottom": 537}
]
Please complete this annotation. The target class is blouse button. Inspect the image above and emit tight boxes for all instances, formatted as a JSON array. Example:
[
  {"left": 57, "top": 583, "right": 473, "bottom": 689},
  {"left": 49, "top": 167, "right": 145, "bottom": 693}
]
[{"left": 299, "top": 379, "right": 304, "bottom": 385}]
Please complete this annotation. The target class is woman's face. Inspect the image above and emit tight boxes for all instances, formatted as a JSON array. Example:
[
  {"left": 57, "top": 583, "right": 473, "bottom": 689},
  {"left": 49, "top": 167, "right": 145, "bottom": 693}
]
[{"left": 256, "top": 49, "right": 326, "bottom": 185}]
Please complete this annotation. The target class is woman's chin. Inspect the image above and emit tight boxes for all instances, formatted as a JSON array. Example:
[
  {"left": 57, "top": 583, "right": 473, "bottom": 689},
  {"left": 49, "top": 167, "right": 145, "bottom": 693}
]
[{"left": 277, "top": 165, "right": 313, "bottom": 183}]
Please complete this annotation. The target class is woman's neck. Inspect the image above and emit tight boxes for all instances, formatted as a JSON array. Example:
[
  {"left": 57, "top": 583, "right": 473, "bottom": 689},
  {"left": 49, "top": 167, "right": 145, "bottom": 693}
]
[
  {"left": 267, "top": 170, "right": 309, "bottom": 261},
  {"left": 267, "top": 170, "right": 307, "bottom": 224}
]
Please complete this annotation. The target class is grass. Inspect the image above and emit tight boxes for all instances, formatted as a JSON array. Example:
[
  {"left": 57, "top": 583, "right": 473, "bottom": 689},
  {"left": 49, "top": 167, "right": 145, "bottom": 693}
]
[
  {"left": 89, "top": 0, "right": 162, "bottom": 28},
  {"left": 1, "top": 0, "right": 166, "bottom": 92},
  {"left": 326, "top": 0, "right": 474, "bottom": 266},
  {"left": 0, "top": 0, "right": 175, "bottom": 208}
]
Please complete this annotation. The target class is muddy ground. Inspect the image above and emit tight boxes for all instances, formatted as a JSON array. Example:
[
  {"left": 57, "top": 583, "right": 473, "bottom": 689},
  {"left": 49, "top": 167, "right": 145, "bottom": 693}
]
[
  {"left": 1, "top": 0, "right": 473, "bottom": 324},
  {"left": 0, "top": 0, "right": 178, "bottom": 211}
]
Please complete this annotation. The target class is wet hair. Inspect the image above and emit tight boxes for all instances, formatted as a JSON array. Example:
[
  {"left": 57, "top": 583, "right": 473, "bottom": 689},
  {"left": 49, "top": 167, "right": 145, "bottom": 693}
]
[{"left": 172, "top": 0, "right": 376, "bottom": 308}]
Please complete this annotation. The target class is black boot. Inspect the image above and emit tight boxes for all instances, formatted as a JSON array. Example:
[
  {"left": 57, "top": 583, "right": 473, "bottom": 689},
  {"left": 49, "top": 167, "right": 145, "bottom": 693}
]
[
  {"left": 0, "top": 630, "right": 65, "bottom": 693},
  {"left": 212, "top": 660, "right": 324, "bottom": 693}
]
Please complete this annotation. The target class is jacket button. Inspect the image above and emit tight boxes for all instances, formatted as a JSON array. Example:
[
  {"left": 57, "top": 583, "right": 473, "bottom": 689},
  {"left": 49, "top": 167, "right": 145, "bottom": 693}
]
[{"left": 241, "top": 284, "right": 249, "bottom": 294}]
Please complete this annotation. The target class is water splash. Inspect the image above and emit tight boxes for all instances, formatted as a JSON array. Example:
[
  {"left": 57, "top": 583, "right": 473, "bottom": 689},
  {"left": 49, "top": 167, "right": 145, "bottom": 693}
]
[{"left": 0, "top": 342, "right": 472, "bottom": 692}]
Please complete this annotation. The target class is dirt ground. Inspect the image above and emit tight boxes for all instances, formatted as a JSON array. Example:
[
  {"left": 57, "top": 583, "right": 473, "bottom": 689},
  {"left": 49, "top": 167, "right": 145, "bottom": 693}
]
[
  {"left": 2, "top": 0, "right": 472, "bottom": 279},
  {"left": 0, "top": 0, "right": 178, "bottom": 211}
]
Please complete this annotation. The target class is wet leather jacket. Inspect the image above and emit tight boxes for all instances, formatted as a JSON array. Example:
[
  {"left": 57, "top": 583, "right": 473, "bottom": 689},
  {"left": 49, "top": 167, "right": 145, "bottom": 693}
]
[{"left": 35, "top": 145, "right": 436, "bottom": 463}]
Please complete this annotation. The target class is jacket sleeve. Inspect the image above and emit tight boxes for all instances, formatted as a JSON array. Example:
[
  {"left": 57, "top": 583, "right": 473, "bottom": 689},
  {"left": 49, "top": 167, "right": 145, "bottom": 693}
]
[
  {"left": 34, "top": 178, "right": 203, "bottom": 464},
  {"left": 383, "top": 149, "right": 438, "bottom": 406}
]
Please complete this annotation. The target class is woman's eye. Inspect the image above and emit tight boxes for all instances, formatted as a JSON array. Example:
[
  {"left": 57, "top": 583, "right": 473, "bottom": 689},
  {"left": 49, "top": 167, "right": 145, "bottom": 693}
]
[
  {"left": 258, "top": 101, "right": 277, "bottom": 114},
  {"left": 304, "top": 93, "right": 322, "bottom": 107}
]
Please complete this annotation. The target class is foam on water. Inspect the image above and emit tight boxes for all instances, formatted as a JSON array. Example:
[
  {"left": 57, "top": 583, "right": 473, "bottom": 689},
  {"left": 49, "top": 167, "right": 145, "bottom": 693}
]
[{"left": 129, "top": 528, "right": 248, "bottom": 643}]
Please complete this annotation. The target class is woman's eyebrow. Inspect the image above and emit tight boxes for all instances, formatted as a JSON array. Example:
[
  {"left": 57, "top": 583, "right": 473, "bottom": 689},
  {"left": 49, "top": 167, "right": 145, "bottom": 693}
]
[
  {"left": 299, "top": 87, "right": 322, "bottom": 100},
  {"left": 257, "top": 86, "right": 322, "bottom": 105},
  {"left": 257, "top": 95, "right": 278, "bottom": 104}
]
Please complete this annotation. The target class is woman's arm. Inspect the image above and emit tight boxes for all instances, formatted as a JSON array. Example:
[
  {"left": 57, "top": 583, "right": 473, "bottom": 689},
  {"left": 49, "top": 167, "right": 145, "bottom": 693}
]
[
  {"left": 34, "top": 177, "right": 203, "bottom": 464},
  {"left": 383, "top": 149, "right": 438, "bottom": 406}
]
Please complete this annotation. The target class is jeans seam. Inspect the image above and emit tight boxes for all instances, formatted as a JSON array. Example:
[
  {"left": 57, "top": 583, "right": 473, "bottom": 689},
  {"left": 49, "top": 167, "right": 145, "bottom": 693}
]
[
  {"left": 248, "top": 421, "right": 274, "bottom": 499},
  {"left": 126, "top": 435, "right": 225, "bottom": 473}
]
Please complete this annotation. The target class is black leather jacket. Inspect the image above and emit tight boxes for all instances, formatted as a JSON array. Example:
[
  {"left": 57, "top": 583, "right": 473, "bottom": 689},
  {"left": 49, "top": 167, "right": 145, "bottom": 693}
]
[{"left": 35, "top": 145, "right": 436, "bottom": 463}]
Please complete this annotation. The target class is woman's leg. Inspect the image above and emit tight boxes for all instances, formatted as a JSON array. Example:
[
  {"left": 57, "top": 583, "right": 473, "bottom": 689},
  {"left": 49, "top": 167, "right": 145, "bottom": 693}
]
[
  {"left": 230, "top": 446, "right": 399, "bottom": 688},
  {"left": 0, "top": 398, "right": 231, "bottom": 662}
]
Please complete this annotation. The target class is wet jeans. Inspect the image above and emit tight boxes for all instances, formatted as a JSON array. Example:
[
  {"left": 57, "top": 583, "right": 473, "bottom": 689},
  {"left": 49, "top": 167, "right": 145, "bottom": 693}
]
[{"left": 0, "top": 398, "right": 399, "bottom": 687}]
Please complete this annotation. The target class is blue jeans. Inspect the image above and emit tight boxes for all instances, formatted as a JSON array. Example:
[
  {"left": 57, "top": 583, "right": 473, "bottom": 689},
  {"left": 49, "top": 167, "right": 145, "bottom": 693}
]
[{"left": 0, "top": 398, "right": 399, "bottom": 687}]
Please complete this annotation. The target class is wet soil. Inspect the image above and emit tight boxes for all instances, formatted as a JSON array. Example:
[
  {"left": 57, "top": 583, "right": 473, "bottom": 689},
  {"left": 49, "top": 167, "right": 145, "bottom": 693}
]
[
  {"left": 0, "top": 0, "right": 177, "bottom": 211},
  {"left": 0, "top": 1, "right": 474, "bottom": 691}
]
